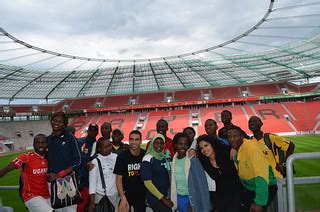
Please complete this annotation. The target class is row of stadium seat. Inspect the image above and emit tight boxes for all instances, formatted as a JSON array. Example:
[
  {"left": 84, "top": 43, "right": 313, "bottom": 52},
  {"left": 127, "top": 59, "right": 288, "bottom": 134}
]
[
  {"left": 2, "top": 82, "right": 318, "bottom": 114},
  {"left": 0, "top": 101, "right": 318, "bottom": 151},
  {"left": 69, "top": 101, "right": 319, "bottom": 140}
]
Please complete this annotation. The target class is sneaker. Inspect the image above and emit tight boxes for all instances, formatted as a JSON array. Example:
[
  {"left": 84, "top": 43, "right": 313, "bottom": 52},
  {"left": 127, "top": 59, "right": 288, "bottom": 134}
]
[
  {"left": 56, "top": 178, "right": 67, "bottom": 200},
  {"left": 64, "top": 175, "right": 77, "bottom": 197}
]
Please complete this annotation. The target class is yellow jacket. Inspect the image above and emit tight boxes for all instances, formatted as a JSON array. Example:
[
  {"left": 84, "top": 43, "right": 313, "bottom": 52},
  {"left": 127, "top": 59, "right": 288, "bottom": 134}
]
[
  {"left": 252, "top": 133, "right": 290, "bottom": 178},
  {"left": 235, "top": 139, "right": 276, "bottom": 206}
]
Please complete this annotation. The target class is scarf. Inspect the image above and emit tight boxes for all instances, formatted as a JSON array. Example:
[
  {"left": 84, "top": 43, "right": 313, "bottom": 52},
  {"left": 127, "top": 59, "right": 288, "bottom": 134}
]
[{"left": 147, "top": 133, "right": 165, "bottom": 160}]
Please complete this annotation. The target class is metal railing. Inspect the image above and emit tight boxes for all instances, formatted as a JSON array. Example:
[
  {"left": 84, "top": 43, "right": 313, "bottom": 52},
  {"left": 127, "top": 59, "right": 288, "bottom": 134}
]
[
  {"left": 286, "top": 152, "right": 320, "bottom": 212},
  {"left": 0, "top": 186, "right": 18, "bottom": 190}
]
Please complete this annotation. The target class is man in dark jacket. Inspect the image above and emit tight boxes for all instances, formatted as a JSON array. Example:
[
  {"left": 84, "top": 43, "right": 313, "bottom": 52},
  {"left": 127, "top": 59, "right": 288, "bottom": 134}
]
[
  {"left": 111, "top": 128, "right": 128, "bottom": 155},
  {"left": 218, "top": 110, "right": 250, "bottom": 140},
  {"left": 47, "top": 111, "right": 82, "bottom": 212}
]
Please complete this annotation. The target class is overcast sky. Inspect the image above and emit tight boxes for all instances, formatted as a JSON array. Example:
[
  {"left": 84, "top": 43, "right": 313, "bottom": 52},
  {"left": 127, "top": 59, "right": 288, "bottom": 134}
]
[
  {"left": 0, "top": 0, "right": 319, "bottom": 65},
  {"left": 0, "top": 0, "right": 304, "bottom": 60},
  {"left": 0, "top": 0, "right": 319, "bottom": 104},
  {"left": 1, "top": 0, "right": 319, "bottom": 62}
]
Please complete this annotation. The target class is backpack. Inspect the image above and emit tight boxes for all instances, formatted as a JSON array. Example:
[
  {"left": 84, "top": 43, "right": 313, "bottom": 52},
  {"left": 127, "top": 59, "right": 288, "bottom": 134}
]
[{"left": 263, "top": 133, "right": 295, "bottom": 178}]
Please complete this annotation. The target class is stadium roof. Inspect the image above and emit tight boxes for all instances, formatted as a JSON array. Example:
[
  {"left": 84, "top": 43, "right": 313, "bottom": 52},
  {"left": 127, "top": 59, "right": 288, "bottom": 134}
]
[{"left": 0, "top": 0, "right": 320, "bottom": 100}]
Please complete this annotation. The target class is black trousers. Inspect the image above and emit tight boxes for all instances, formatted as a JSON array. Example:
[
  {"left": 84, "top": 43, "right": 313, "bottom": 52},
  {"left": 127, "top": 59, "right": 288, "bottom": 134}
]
[
  {"left": 210, "top": 191, "right": 242, "bottom": 212},
  {"left": 126, "top": 194, "right": 146, "bottom": 212},
  {"left": 240, "top": 185, "right": 277, "bottom": 212}
]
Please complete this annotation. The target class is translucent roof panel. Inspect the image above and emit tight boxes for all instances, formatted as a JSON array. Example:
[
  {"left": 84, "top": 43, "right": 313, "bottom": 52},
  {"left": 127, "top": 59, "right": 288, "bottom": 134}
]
[
  {"left": 0, "top": 0, "right": 320, "bottom": 99},
  {"left": 1, "top": 35, "right": 320, "bottom": 99}
]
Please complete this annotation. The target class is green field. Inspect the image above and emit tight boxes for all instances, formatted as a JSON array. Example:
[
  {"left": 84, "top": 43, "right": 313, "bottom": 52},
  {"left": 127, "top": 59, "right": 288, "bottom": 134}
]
[{"left": 0, "top": 135, "right": 319, "bottom": 211}]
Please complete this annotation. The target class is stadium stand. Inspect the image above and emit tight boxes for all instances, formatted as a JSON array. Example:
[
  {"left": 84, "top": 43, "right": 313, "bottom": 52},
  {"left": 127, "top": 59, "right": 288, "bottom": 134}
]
[
  {"left": 62, "top": 100, "right": 320, "bottom": 143},
  {"left": 286, "top": 83, "right": 318, "bottom": 94},
  {"left": 70, "top": 115, "right": 93, "bottom": 137},
  {"left": 140, "top": 110, "right": 190, "bottom": 140},
  {"left": 10, "top": 106, "right": 32, "bottom": 113},
  {"left": 252, "top": 103, "right": 295, "bottom": 133},
  {"left": 211, "top": 86, "right": 240, "bottom": 99},
  {"left": 1, "top": 99, "right": 319, "bottom": 147},
  {"left": 97, "top": 113, "right": 138, "bottom": 140},
  {"left": 138, "top": 92, "right": 165, "bottom": 105},
  {"left": 0, "top": 82, "right": 318, "bottom": 150},
  {"left": 283, "top": 101, "right": 320, "bottom": 132},
  {"left": 105, "top": 95, "right": 131, "bottom": 107},
  {"left": 250, "top": 84, "right": 280, "bottom": 96},
  {"left": 0, "top": 120, "right": 51, "bottom": 150},
  {"left": 53, "top": 100, "right": 71, "bottom": 112},
  {"left": 0, "top": 77, "right": 320, "bottom": 150},
  {"left": 71, "top": 113, "right": 139, "bottom": 141},
  {"left": 175, "top": 90, "right": 202, "bottom": 102},
  {"left": 8, "top": 83, "right": 315, "bottom": 114},
  {"left": 68, "top": 98, "right": 97, "bottom": 111},
  {"left": 38, "top": 105, "right": 55, "bottom": 113},
  {"left": 198, "top": 105, "right": 251, "bottom": 135}
]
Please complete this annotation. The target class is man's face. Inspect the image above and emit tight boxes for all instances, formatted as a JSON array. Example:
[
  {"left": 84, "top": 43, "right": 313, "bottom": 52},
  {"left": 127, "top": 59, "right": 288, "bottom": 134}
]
[
  {"left": 248, "top": 116, "right": 263, "bottom": 133},
  {"left": 156, "top": 121, "right": 168, "bottom": 136},
  {"left": 221, "top": 111, "right": 232, "bottom": 125},
  {"left": 205, "top": 120, "right": 217, "bottom": 136},
  {"left": 227, "top": 129, "right": 243, "bottom": 150},
  {"left": 33, "top": 135, "right": 48, "bottom": 155},
  {"left": 51, "top": 116, "right": 66, "bottom": 132},
  {"left": 101, "top": 123, "right": 112, "bottom": 138},
  {"left": 183, "top": 128, "right": 195, "bottom": 142},
  {"left": 87, "top": 128, "right": 98, "bottom": 140},
  {"left": 129, "top": 133, "right": 142, "bottom": 151},
  {"left": 112, "top": 131, "right": 124, "bottom": 144},
  {"left": 98, "top": 140, "right": 113, "bottom": 156}
]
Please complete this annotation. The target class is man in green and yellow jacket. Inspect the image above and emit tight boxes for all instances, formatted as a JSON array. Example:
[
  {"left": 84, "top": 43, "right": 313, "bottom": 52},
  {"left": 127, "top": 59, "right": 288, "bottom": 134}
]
[{"left": 228, "top": 129, "right": 277, "bottom": 212}]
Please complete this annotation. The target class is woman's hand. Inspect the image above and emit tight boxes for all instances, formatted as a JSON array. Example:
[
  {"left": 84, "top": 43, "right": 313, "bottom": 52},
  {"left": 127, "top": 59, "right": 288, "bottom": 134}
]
[{"left": 187, "top": 149, "right": 196, "bottom": 158}]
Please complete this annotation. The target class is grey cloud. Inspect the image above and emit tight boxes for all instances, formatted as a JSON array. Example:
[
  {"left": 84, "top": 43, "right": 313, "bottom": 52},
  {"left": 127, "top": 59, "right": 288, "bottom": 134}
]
[
  {"left": 118, "top": 48, "right": 129, "bottom": 54},
  {"left": 0, "top": 0, "right": 317, "bottom": 59}
]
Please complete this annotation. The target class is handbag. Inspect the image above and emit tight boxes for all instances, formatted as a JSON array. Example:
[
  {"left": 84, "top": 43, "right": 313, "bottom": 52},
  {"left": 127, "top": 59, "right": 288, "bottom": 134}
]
[
  {"left": 94, "top": 158, "right": 115, "bottom": 212},
  {"left": 51, "top": 171, "right": 82, "bottom": 209}
]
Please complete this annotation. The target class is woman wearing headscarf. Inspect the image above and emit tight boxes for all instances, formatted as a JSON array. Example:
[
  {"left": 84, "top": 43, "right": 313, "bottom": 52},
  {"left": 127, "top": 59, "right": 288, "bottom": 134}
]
[{"left": 141, "top": 134, "right": 173, "bottom": 212}]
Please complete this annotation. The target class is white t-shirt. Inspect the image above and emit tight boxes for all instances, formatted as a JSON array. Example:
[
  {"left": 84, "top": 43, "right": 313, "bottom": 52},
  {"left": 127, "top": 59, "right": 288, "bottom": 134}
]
[
  {"left": 205, "top": 172, "right": 216, "bottom": 192},
  {"left": 89, "top": 153, "right": 118, "bottom": 196}
]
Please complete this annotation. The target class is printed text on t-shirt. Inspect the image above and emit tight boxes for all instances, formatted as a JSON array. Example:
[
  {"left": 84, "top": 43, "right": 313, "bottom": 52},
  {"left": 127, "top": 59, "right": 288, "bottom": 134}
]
[{"left": 127, "top": 163, "right": 141, "bottom": 177}]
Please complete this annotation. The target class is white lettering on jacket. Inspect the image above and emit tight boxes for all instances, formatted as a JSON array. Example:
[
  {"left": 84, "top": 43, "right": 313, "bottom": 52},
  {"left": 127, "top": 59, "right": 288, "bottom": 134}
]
[{"left": 32, "top": 168, "right": 48, "bottom": 174}]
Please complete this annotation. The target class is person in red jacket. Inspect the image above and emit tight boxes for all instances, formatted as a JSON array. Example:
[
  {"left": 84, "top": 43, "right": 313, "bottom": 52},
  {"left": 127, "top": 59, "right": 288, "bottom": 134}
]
[
  {"left": 156, "top": 119, "right": 175, "bottom": 157},
  {"left": 0, "top": 134, "right": 53, "bottom": 211}
]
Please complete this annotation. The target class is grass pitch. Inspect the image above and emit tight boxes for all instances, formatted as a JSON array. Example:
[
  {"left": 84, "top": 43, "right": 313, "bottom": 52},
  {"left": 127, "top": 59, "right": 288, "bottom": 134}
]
[{"left": 0, "top": 135, "right": 319, "bottom": 211}]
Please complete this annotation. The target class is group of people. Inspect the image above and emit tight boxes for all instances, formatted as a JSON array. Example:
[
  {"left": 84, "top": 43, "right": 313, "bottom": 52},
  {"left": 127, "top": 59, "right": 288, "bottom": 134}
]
[{"left": 0, "top": 110, "right": 295, "bottom": 212}]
